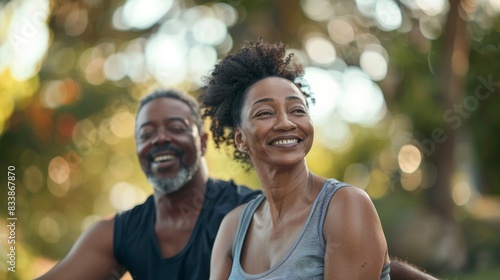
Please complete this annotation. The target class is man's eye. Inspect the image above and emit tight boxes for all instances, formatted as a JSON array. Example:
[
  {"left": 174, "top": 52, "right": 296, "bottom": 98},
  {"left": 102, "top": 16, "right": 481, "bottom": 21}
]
[
  {"left": 140, "top": 131, "right": 154, "bottom": 139},
  {"left": 169, "top": 126, "right": 187, "bottom": 133}
]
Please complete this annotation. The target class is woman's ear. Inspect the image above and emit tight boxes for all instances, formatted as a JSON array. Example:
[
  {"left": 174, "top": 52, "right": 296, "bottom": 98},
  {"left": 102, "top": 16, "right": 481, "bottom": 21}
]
[{"left": 234, "top": 128, "right": 247, "bottom": 153}]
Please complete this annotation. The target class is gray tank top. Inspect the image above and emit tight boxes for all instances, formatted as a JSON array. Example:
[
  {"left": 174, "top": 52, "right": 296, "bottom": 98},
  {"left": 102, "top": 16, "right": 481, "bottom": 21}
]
[{"left": 228, "top": 178, "right": 391, "bottom": 280}]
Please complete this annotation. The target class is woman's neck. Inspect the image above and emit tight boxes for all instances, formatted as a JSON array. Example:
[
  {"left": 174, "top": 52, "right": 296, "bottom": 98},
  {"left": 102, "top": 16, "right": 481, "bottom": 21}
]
[{"left": 254, "top": 162, "right": 318, "bottom": 222}]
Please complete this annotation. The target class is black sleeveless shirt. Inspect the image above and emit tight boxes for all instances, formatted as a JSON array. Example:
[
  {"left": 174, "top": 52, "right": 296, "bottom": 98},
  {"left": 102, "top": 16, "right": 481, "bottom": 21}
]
[{"left": 113, "top": 179, "right": 261, "bottom": 279}]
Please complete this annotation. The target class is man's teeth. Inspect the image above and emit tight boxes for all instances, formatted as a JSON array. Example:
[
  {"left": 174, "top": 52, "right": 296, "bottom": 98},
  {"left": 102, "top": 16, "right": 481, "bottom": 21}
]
[
  {"left": 153, "top": 155, "right": 175, "bottom": 162},
  {"left": 272, "top": 139, "right": 298, "bottom": 145}
]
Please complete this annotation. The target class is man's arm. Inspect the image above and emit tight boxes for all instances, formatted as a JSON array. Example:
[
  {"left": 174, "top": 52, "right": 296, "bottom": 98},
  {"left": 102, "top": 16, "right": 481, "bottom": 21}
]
[
  {"left": 35, "top": 217, "right": 124, "bottom": 280},
  {"left": 390, "top": 258, "right": 439, "bottom": 280}
]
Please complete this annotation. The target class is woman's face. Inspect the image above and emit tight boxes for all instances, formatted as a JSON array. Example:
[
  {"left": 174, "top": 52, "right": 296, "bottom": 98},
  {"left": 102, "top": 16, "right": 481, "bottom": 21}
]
[{"left": 235, "top": 77, "right": 314, "bottom": 168}]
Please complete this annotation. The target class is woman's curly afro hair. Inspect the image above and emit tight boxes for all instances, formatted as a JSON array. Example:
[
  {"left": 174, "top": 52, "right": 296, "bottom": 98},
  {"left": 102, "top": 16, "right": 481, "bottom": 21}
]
[{"left": 198, "top": 39, "right": 314, "bottom": 169}]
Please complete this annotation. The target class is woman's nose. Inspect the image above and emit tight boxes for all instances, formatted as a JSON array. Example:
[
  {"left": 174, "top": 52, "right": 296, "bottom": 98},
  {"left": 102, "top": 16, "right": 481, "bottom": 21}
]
[{"left": 273, "top": 114, "right": 297, "bottom": 131}]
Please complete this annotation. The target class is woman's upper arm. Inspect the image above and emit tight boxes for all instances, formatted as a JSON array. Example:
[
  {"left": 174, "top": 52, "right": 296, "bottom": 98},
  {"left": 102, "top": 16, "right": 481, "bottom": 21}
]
[
  {"left": 35, "top": 218, "right": 123, "bottom": 280},
  {"left": 323, "top": 187, "right": 388, "bottom": 280},
  {"left": 210, "top": 204, "right": 245, "bottom": 280}
]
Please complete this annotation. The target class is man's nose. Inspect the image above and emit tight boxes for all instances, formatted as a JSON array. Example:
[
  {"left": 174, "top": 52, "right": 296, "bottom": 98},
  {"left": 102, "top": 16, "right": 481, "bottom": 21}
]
[{"left": 152, "top": 129, "right": 171, "bottom": 145}]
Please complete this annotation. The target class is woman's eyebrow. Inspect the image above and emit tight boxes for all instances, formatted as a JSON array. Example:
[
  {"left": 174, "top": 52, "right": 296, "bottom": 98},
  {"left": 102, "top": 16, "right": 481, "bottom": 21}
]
[
  {"left": 251, "top": 97, "right": 274, "bottom": 107},
  {"left": 286, "top": 96, "right": 302, "bottom": 102},
  {"left": 252, "top": 95, "right": 303, "bottom": 107}
]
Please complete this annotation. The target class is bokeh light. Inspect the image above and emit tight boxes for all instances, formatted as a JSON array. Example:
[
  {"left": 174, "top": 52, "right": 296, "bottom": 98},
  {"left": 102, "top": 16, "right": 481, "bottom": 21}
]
[
  {"left": 355, "top": 0, "right": 377, "bottom": 17},
  {"left": 64, "top": 8, "right": 88, "bottom": 36},
  {"left": 304, "top": 66, "right": 340, "bottom": 124},
  {"left": 360, "top": 44, "right": 389, "bottom": 81},
  {"left": 398, "top": 144, "right": 422, "bottom": 174},
  {"left": 328, "top": 18, "right": 356, "bottom": 45},
  {"left": 301, "top": 0, "right": 335, "bottom": 21},
  {"left": 24, "top": 165, "right": 44, "bottom": 193},
  {"left": 124, "top": 38, "right": 150, "bottom": 83},
  {"left": 104, "top": 53, "right": 129, "bottom": 82},
  {"left": 415, "top": 0, "right": 448, "bottom": 16},
  {"left": 120, "top": 0, "right": 174, "bottom": 30},
  {"left": 109, "top": 182, "right": 147, "bottom": 211},
  {"left": 401, "top": 168, "right": 423, "bottom": 192},
  {"left": 305, "top": 66, "right": 386, "bottom": 127},
  {"left": 374, "top": 0, "right": 402, "bottom": 31},
  {"left": 378, "top": 148, "right": 398, "bottom": 173},
  {"left": 192, "top": 17, "right": 228, "bottom": 46},
  {"left": 337, "top": 68, "right": 387, "bottom": 125},
  {"left": 188, "top": 45, "right": 218, "bottom": 85},
  {"left": 38, "top": 212, "right": 68, "bottom": 244},
  {"left": 145, "top": 34, "right": 188, "bottom": 85},
  {"left": 110, "top": 111, "right": 135, "bottom": 139},
  {"left": 321, "top": 119, "right": 353, "bottom": 151},
  {"left": 489, "top": 0, "right": 500, "bottom": 12},
  {"left": 453, "top": 182, "right": 472, "bottom": 206},
  {"left": 304, "top": 36, "right": 337, "bottom": 65},
  {"left": 212, "top": 3, "right": 238, "bottom": 27},
  {"left": 419, "top": 16, "right": 444, "bottom": 40},
  {"left": 0, "top": 0, "right": 51, "bottom": 80},
  {"left": 40, "top": 79, "right": 80, "bottom": 109},
  {"left": 48, "top": 156, "right": 71, "bottom": 185}
]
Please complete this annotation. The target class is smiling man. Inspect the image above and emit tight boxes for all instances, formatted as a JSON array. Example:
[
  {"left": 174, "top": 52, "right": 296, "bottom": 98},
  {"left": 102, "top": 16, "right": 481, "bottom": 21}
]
[{"left": 35, "top": 89, "right": 260, "bottom": 280}]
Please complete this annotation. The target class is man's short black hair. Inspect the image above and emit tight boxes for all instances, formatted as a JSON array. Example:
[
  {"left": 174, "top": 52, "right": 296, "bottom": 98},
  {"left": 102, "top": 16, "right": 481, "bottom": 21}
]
[{"left": 136, "top": 88, "right": 204, "bottom": 135}]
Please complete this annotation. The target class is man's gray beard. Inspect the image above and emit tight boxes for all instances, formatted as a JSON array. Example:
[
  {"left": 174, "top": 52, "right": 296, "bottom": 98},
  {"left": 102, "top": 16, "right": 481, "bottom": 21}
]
[{"left": 148, "top": 159, "right": 200, "bottom": 195}]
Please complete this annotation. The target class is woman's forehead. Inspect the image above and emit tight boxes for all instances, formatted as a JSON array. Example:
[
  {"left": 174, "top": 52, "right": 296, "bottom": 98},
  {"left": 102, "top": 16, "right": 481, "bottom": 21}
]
[{"left": 245, "top": 77, "right": 305, "bottom": 102}]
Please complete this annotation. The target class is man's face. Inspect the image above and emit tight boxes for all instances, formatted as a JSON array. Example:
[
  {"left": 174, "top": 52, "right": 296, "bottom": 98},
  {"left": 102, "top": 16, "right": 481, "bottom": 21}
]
[{"left": 135, "top": 97, "right": 207, "bottom": 194}]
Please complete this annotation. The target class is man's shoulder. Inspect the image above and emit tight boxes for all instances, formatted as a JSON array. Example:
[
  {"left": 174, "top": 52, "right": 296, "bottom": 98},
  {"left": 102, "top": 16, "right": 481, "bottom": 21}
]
[
  {"left": 208, "top": 178, "right": 261, "bottom": 196},
  {"left": 198, "top": 179, "right": 261, "bottom": 234},
  {"left": 114, "top": 195, "right": 155, "bottom": 226},
  {"left": 207, "top": 178, "right": 262, "bottom": 206}
]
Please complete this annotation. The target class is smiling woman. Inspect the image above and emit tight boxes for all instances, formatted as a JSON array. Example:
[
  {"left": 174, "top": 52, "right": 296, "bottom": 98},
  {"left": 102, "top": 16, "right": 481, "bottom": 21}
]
[
  {"left": 198, "top": 39, "right": 391, "bottom": 280},
  {"left": 234, "top": 77, "right": 314, "bottom": 168}
]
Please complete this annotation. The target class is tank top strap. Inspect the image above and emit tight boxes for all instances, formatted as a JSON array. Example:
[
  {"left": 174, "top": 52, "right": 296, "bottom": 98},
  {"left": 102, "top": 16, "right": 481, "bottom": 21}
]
[
  {"left": 312, "top": 178, "right": 351, "bottom": 249},
  {"left": 232, "top": 194, "right": 265, "bottom": 258}
]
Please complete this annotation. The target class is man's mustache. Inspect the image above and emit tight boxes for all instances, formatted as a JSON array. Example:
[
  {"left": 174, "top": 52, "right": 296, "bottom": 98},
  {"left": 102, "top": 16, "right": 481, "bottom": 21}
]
[{"left": 147, "top": 144, "right": 184, "bottom": 163}]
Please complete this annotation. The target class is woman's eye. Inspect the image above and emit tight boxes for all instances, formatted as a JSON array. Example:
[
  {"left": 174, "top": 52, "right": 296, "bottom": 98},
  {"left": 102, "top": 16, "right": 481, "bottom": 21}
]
[
  {"left": 292, "top": 108, "right": 306, "bottom": 114},
  {"left": 255, "top": 111, "right": 273, "bottom": 117}
]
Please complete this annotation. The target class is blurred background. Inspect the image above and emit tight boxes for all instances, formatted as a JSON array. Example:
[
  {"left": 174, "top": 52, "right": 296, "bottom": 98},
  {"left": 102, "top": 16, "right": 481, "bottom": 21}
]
[{"left": 1, "top": 0, "right": 500, "bottom": 279}]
